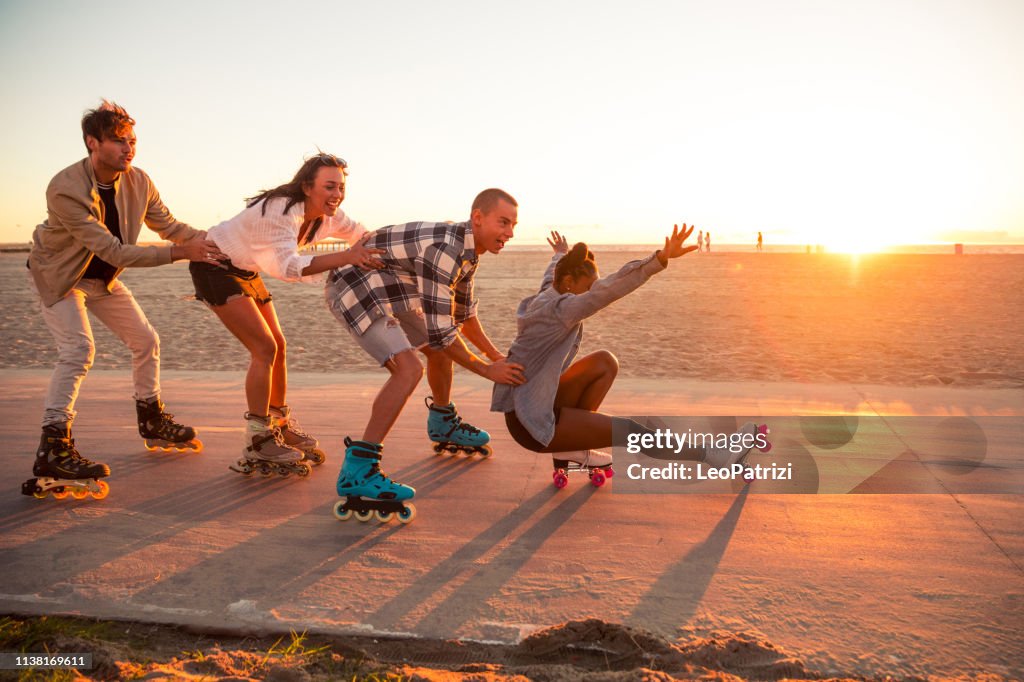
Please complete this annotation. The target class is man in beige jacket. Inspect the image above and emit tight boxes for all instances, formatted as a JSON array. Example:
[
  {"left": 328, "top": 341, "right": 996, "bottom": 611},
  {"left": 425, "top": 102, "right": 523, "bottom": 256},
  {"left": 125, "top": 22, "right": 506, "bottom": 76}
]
[{"left": 23, "top": 100, "right": 224, "bottom": 499}]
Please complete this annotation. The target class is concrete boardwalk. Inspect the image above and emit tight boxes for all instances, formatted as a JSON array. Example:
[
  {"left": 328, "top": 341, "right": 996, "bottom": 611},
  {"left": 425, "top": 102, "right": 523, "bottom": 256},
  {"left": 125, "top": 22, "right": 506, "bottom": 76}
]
[{"left": 0, "top": 369, "right": 1021, "bottom": 678}]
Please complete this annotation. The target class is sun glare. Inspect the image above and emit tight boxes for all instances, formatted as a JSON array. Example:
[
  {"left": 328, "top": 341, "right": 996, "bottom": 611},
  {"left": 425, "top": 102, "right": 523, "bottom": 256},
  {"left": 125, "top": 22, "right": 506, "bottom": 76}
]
[{"left": 819, "top": 235, "right": 894, "bottom": 254}]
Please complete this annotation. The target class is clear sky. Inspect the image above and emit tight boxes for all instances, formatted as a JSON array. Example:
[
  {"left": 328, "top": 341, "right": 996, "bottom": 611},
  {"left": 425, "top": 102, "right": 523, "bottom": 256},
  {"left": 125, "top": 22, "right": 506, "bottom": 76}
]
[{"left": 1, "top": 0, "right": 1022, "bottom": 249}]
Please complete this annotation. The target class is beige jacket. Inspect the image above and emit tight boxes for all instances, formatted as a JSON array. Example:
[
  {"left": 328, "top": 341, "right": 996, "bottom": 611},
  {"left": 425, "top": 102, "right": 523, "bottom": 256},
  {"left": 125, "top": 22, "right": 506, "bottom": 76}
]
[{"left": 28, "top": 158, "right": 202, "bottom": 306}]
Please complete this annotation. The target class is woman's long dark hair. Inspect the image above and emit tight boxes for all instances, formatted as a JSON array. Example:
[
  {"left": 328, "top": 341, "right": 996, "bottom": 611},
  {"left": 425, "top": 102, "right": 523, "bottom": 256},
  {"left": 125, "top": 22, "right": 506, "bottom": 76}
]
[
  {"left": 246, "top": 153, "right": 347, "bottom": 215},
  {"left": 554, "top": 242, "right": 597, "bottom": 285}
]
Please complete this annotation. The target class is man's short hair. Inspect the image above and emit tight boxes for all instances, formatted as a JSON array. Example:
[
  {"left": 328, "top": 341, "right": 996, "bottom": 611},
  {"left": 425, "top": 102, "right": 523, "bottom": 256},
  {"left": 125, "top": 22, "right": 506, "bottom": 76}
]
[
  {"left": 81, "top": 100, "right": 135, "bottom": 151},
  {"left": 471, "top": 188, "right": 517, "bottom": 215}
]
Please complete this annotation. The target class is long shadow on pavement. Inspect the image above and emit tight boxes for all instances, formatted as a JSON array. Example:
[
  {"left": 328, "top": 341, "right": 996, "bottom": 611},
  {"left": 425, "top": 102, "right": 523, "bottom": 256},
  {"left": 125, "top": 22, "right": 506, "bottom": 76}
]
[
  {"left": 122, "top": 454, "right": 489, "bottom": 616},
  {"left": 412, "top": 484, "right": 596, "bottom": 635},
  {"left": 368, "top": 485, "right": 556, "bottom": 630},
  {"left": 0, "top": 472, "right": 302, "bottom": 596},
  {"left": 628, "top": 487, "right": 749, "bottom": 634}
]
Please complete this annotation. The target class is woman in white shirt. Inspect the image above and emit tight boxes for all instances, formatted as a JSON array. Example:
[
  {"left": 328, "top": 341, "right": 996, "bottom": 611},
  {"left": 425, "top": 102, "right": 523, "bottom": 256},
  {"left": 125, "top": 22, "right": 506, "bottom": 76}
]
[{"left": 190, "top": 153, "right": 382, "bottom": 474}]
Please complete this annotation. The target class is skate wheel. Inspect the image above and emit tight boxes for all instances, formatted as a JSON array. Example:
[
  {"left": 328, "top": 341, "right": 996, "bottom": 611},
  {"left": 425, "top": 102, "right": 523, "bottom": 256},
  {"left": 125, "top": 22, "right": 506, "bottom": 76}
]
[
  {"left": 553, "top": 473, "right": 569, "bottom": 489},
  {"left": 591, "top": 471, "right": 606, "bottom": 487},
  {"left": 432, "top": 443, "right": 444, "bottom": 456},
  {"left": 52, "top": 488, "right": 69, "bottom": 500},
  {"left": 189, "top": 439, "right": 204, "bottom": 453},
  {"left": 278, "top": 469, "right": 292, "bottom": 479},
  {"left": 397, "top": 504, "right": 417, "bottom": 524},
  {"left": 92, "top": 480, "right": 110, "bottom": 500},
  {"left": 605, "top": 466, "right": 615, "bottom": 479},
  {"left": 71, "top": 487, "right": 89, "bottom": 500},
  {"left": 333, "top": 501, "right": 352, "bottom": 521},
  {"left": 307, "top": 449, "right": 326, "bottom": 465},
  {"left": 354, "top": 509, "right": 373, "bottom": 522},
  {"left": 32, "top": 490, "right": 48, "bottom": 499},
  {"left": 446, "top": 446, "right": 460, "bottom": 454},
  {"left": 478, "top": 444, "right": 493, "bottom": 458},
  {"left": 374, "top": 510, "right": 394, "bottom": 523},
  {"left": 296, "top": 463, "right": 312, "bottom": 478},
  {"left": 144, "top": 442, "right": 158, "bottom": 452},
  {"left": 259, "top": 463, "right": 273, "bottom": 477}
]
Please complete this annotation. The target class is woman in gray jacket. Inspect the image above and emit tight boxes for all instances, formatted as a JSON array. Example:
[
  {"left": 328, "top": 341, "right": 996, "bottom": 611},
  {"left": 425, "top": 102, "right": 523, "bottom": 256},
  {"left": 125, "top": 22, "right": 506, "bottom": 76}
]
[{"left": 492, "top": 224, "right": 757, "bottom": 483}]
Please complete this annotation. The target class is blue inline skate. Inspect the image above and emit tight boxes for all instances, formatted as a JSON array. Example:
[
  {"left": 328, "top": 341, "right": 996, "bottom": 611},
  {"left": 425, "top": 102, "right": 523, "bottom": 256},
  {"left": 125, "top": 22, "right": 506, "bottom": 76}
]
[
  {"left": 425, "top": 397, "right": 492, "bottom": 457},
  {"left": 334, "top": 438, "right": 416, "bottom": 524}
]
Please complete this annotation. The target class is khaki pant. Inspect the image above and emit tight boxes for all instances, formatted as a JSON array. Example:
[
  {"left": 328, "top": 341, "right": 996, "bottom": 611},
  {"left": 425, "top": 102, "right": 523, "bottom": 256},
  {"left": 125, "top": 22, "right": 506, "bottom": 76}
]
[{"left": 30, "top": 275, "right": 160, "bottom": 427}]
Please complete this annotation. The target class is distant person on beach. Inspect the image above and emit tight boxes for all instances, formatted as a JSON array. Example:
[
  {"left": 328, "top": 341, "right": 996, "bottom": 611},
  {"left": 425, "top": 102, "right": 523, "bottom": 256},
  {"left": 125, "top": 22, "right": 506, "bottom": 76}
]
[
  {"left": 697, "top": 229, "right": 703, "bottom": 252},
  {"left": 757, "top": 232, "right": 763, "bottom": 252},
  {"left": 491, "top": 225, "right": 759, "bottom": 480},
  {"left": 324, "top": 189, "right": 526, "bottom": 523},
  {"left": 705, "top": 231, "right": 711, "bottom": 252},
  {"left": 190, "top": 153, "right": 384, "bottom": 476},
  {"left": 24, "top": 100, "right": 223, "bottom": 499}
]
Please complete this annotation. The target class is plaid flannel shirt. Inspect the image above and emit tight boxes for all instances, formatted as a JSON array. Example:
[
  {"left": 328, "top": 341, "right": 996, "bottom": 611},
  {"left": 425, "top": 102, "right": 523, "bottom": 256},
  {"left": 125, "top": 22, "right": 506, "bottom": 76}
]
[{"left": 326, "top": 220, "right": 479, "bottom": 349}]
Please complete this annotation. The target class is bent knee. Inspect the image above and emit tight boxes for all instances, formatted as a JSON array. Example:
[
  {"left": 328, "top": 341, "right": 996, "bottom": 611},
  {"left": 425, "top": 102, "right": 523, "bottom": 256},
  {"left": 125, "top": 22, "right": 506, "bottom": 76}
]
[
  {"left": 251, "top": 337, "right": 279, "bottom": 365},
  {"left": 58, "top": 338, "right": 95, "bottom": 370},
  {"left": 594, "top": 350, "right": 619, "bottom": 374},
  {"left": 388, "top": 351, "right": 425, "bottom": 383},
  {"left": 132, "top": 326, "right": 160, "bottom": 356}
]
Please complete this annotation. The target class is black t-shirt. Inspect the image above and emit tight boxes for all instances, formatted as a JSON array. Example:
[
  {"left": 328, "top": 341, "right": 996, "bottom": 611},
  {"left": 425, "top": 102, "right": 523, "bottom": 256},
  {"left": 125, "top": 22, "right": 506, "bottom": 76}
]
[{"left": 81, "top": 181, "right": 122, "bottom": 283}]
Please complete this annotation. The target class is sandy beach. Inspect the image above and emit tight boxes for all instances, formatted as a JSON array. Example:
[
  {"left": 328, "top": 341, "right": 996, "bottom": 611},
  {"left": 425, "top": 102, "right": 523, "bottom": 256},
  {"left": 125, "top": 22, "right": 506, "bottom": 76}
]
[{"left": 4, "top": 250, "right": 1023, "bottom": 388}]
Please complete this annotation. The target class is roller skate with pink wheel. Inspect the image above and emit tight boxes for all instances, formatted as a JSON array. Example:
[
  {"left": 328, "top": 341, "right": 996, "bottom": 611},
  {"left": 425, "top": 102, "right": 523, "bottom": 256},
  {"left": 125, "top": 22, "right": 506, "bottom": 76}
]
[
  {"left": 22, "top": 423, "right": 110, "bottom": 500},
  {"left": 552, "top": 450, "right": 615, "bottom": 490}
]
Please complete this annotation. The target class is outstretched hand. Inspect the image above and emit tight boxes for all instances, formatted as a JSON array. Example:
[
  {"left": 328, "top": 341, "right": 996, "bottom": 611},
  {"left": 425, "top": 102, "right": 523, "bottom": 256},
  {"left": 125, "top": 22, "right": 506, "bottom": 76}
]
[
  {"left": 547, "top": 230, "right": 568, "bottom": 255},
  {"left": 656, "top": 223, "right": 700, "bottom": 266},
  {"left": 350, "top": 233, "right": 386, "bottom": 271}
]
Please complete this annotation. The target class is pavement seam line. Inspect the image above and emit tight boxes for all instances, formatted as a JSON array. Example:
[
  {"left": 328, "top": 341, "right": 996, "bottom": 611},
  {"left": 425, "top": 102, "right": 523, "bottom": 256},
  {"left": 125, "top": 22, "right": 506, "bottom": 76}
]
[{"left": 855, "top": 387, "right": 1024, "bottom": 578}]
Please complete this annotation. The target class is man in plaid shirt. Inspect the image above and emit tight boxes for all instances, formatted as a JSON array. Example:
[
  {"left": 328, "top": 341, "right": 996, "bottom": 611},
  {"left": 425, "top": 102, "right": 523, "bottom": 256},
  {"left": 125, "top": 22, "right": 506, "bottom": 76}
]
[{"left": 326, "top": 189, "right": 525, "bottom": 512}]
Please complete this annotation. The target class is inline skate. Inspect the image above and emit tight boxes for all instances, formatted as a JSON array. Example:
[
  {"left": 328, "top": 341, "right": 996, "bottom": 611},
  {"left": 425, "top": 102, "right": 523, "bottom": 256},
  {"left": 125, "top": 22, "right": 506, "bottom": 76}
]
[
  {"left": 137, "top": 397, "right": 203, "bottom": 452},
  {"left": 230, "top": 413, "right": 311, "bottom": 478},
  {"left": 552, "top": 449, "right": 615, "bottom": 489},
  {"left": 269, "top": 404, "right": 326, "bottom": 465},
  {"left": 334, "top": 437, "right": 416, "bottom": 524},
  {"left": 22, "top": 423, "right": 110, "bottom": 500},
  {"left": 426, "top": 397, "right": 491, "bottom": 457}
]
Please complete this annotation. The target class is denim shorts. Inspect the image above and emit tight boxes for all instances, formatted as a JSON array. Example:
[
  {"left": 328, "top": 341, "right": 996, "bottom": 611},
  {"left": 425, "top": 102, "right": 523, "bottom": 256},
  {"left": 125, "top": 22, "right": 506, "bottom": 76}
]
[
  {"left": 190, "top": 260, "right": 272, "bottom": 306},
  {"left": 349, "top": 309, "right": 431, "bottom": 366}
]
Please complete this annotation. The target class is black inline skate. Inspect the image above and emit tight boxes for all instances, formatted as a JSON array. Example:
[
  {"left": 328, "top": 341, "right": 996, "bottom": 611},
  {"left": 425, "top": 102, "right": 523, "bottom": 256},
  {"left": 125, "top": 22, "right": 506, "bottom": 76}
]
[
  {"left": 137, "top": 398, "right": 203, "bottom": 452},
  {"left": 22, "top": 423, "right": 110, "bottom": 500}
]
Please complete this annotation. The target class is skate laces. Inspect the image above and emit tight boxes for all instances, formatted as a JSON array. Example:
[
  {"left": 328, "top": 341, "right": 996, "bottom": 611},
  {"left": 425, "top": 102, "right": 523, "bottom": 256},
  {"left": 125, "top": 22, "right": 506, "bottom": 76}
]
[
  {"left": 154, "top": 409, "right": 188, "bottom": 438},
  {"left": 58, "top": 439, "right": 98, "bottom": 468},
  {"left": 281, "top": 416, "right": 311, "bottom": 439},
  {"left": 444, "top": 413, "right": 481, "bottom": 436}
]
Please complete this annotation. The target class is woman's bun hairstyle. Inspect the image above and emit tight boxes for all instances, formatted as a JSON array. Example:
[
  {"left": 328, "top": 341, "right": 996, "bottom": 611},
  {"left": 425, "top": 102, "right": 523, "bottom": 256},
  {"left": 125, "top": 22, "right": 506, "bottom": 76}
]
[{"left": 555, "top": 242, "right": 598, "bottom": 284}]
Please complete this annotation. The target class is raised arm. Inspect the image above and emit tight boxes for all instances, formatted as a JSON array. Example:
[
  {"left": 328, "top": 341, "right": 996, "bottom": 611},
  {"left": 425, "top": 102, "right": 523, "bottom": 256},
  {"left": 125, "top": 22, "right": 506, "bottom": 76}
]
[
  {"left": 556, "top": 223, "right": 699, "bottom": 325},
  {"left": 537, "top": 230, "right": 568, "bottom": 292}
]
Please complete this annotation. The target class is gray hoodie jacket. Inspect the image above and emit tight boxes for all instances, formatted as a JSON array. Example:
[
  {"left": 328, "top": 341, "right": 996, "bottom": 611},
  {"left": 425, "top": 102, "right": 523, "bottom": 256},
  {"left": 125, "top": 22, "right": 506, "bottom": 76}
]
[{"left": 491, "top": 250, "right": 666, "bottom": 446}]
